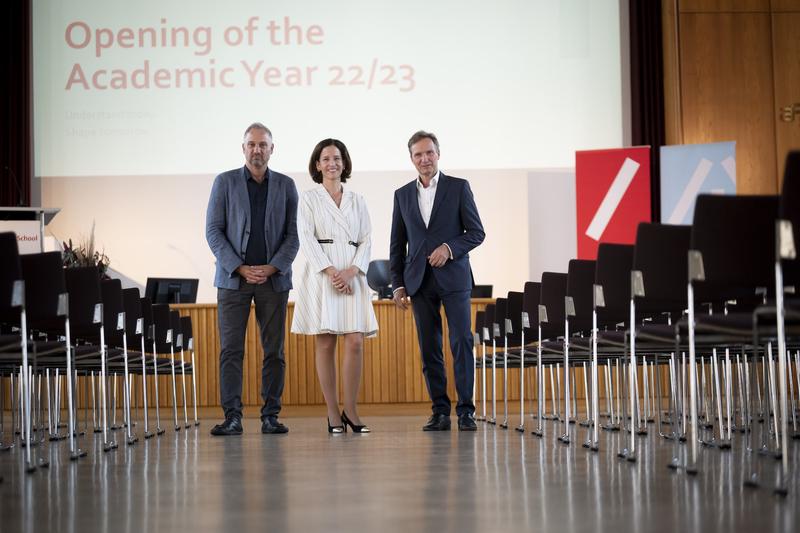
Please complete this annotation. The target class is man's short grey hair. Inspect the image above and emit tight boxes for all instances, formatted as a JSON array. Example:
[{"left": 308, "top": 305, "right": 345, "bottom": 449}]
[
  {"left": 407, "top": 130, "right": 440, "bottom": 154},
  {"left": 243, "top": 122, "right": 273, "bottom": 140}
]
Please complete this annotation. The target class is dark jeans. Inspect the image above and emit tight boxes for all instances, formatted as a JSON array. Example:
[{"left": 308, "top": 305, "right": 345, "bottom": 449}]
[
  {"left": 218, "top": 281, "right": 289, "bottom": 420},
  {"left": 411, "top": 267, "right": 475, "bottom": 417}
]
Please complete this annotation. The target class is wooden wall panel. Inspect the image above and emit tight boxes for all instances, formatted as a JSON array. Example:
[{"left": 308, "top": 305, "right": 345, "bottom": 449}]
[
  {"left": 678, "top": 12, "right": 778, "bottom": 193},
  {"left": 771, "top": 0, "right": 800, "bottom": 11},
  {"left": 772, "top": 11, "right": 800, "bottom": 185},
  {"left": 679, "top": 0, "right": 769, "bottom": 12}
]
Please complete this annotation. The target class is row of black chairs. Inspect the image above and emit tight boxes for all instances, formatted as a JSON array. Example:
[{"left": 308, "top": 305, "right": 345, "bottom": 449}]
[
  {"left": 0, "top": 241, "right": 200, "bottom": 475},
  {"left": 471, "top": 151, "right": 799, "bottom": 494}
]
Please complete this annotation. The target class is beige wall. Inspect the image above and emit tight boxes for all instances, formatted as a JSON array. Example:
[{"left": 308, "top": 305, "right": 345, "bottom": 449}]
[{"left": 41, "top": 167, "right": 548, "bottom": 303}]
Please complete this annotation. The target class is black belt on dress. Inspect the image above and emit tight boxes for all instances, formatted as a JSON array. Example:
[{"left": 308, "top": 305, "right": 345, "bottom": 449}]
[{"left": 317, "top": 239, "right": 359, "bottom": 248}]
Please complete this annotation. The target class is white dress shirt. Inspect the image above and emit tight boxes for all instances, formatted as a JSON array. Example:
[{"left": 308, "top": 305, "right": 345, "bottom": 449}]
[{"left": 417, "top": 171, "right": 439, "bottom": 227}]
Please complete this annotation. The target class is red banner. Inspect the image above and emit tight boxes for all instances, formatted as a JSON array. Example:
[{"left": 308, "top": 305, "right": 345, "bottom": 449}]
[{"left": 575, "top": 147, "right": 651, "bottom": 259}]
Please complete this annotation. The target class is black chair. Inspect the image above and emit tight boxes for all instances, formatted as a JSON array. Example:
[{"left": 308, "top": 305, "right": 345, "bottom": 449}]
[
  {"left": 585, "top": 243, "right": 634, "bottom": 448},
  {"left": 366, "top": 260, "right": 392, "bottom": 299},
  {"left": 172, "top": 311, "right": 191, "bottom": 429},
  {"left": 65, "top": 266, "right": 118, "bottom": 451},
  {"left": 180, "top": 315, "right": 200, "bottom": 426},
  {"left": 140, "top": 297, "right": 165, "bottom": 435},
  {"left": 533, "top": 272, "right": 568, "bottom": 435},
  {"left": 683, "top": 194, "right": 779, "bottom": 471},
  {"left": 101, "top": 279, "right": 137, "bottom": 444},
  {"left": 152, "top": 303, "right": 181, "bottom": 431},
  {"left": 558, "top": 259, "right": 596, "bottom": 443},
  {"left": 505, "top": 290, "right": 529, "bottom": 431},
  {"left": 493, "top": 296, "right": 511, "bottom": 428},
  {"left": 123, "top": 287, "right": 154, "bottom": 439},
  {"left": 471, "top": 285, "right": 493, "bottom": 298},
  {"left": 0, "top": 233, "right": 36, "bottom": 469},
  {"left": 482, "top": 303, "right": 497, "bottom": 424},
  {"left": 474, "top": 309, "right": 487, "bottom": 421}
]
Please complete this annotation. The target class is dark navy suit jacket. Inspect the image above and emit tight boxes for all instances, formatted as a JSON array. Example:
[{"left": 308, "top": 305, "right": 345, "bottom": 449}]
[
  {"left": 389, "top": 173, "right": 485, "bottom": 296},
  {"left": 205, "top": 166, "right": 299, "bottom": 291}
]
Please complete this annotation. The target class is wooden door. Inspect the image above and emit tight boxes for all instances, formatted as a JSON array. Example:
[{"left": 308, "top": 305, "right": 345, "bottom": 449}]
[{"left": 772, "top": 8, "right": 800, "bottom": 187}]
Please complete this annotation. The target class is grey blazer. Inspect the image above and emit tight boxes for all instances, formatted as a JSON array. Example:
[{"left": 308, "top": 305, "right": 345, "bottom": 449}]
[{"left": 205, "top": 166, "right": 299, "bottom": 291}]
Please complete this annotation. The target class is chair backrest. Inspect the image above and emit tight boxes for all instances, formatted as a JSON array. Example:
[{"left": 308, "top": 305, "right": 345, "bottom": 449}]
[
  {"left": 493, "top": 297, "right": 508, "bottom": 339},
  {"left": 20, "top": 251, "right": 66, "bottom": 333},
  {"left": 180, "top": 316, "right": 193, "bottom": 346},
  {"left": 482, "top": 303, "right": 495, "bottom": 346},
  {"left": 0, "top": 232, "right": 21, "bottom": 323},
  {"left": 474, "top": 310, "right": 485, "bottom": 338},
  {"left": 101, "top": 279, "right": 125, "bottom": 348},
  {"left": 471, "top": 285, "right": 493, "bottom": 298},
  {"left": 633, "top": 223, "right": 691, "bottom": 316},
  {"left": 170, "top": 310, "right": 183, "bottom": 349},
  {"left": 595, "top": 243, "right": 634, "bottom": 326},
  {"left": 539, "top": 272, "right": 567, "bottom": 340},
  {"left": 64, "top": 266, "right": 102, "bottom": 340},
  {"left": 566, "top": 259, "right": 596, "bottom": 334},
  {"left": 140, "top": 297, "right": 154, "bottom": 343},
  {"left": 122, "top": 288, "right": 142, "bottom": 346},
  {"left": 692, "top": 194, "right": 778, "bottom": 303},
  {"left": 151, "top": 303, "right": 172, "bottom": 353},
  {"left": 366, "top": 260, "right": 392, "bottom": 299},
  {"left": 506, "top": 291, "right": 524, "bottom": 345},
  {"left": 780, "top": 151, "right": 800, "bottom": 287},
  {"left": 522, "top": 281, "right": 541, "bottom": 338}
]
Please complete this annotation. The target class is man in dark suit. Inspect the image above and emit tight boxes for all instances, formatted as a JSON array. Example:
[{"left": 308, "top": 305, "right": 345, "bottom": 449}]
[
  {"left": 390, "top": 130, "right": 485, "bottom": 431},
  {"left": 205, "top": 122, "right": 299, "bottom": 435}
]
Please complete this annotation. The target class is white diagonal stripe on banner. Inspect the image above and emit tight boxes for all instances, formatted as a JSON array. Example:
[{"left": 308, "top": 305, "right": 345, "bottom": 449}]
[
  {"left": 721, "top": 156, "right": 736, "bottom": 186},
  {"left": 585, "top": 157, "right": 640, "bottom": 241},
  {"left": 668, "top": 158, "right": 713, "bottom": 225}
]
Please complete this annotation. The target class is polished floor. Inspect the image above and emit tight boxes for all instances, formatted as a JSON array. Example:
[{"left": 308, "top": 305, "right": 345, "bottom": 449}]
[{"left": 0, "top": 410, "right": 798, "bottom": 533}]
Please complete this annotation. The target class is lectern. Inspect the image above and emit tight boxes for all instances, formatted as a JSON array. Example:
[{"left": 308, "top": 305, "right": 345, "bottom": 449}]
[{"left": 0, "top": 207, "right": 60, "bottom": 253}]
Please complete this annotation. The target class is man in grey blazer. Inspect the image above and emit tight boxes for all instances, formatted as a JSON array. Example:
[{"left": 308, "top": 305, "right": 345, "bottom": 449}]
[{"left": 206, "top": 122, "right": 299, "bottom": 435}]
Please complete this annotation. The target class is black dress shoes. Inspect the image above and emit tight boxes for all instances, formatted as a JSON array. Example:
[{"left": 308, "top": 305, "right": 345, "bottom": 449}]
[
  {"left": 261, "top": 416, "right": 289, "bottom": 434},
  {"left": 422, "top": 413, "right": 451, "bottom": 431},
  {"left": 210, "top": 415, "right": 243, "bottom": 436},
  {"left": 458, "top": 413, "right": 478, "bottom": 432}
]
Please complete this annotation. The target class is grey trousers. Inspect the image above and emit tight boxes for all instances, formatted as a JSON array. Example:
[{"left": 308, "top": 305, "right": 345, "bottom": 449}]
[{"left": 217, "top": 281, "right": 289, "bottom": 420}]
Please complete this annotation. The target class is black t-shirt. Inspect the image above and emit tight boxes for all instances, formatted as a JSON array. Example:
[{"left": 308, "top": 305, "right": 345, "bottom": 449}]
[{"left": 244, "top": 168, "right": 269, "bottom": 265}]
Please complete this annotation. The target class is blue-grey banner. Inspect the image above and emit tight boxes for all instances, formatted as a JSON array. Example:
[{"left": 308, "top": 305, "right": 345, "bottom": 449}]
[{"left": 660, "top": 142, "right": 736, "bottom": 224}]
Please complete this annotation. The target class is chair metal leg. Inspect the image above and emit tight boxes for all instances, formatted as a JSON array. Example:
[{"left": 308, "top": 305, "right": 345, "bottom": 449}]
[
  {"left": 169, "top": 344, "right": 180, "bottom": 432},
  {"left": 670, "top": 283, "right": 699, "bottom": 474},
  {"left": 180, "top": 348, "right": 190, "bottom": 429},
  {"left": 724, "top": 349, "right": 733, "bottom": 441},
  {"left": 532, "top": 325, "right": 544, "bottom": 437},
  {"left": 583, "top": 311, "right": 599, "bottom": 451},
  {"left": 122, "top": 332, "right": 137, "bottom": 445},
  {"left": 191, "top": 347, "right": 200, "bottom": 426},
  {"left": 618, "top": 301, "right": 637, "bottom": 462},
  {"left": 501, "top": 336, "right": 508, "bottom": 429},
  {"left": 99, "top": 326, "right": 117, "bottom": 452},
  {"left": 580, "top": 361, "right": 590, "bottom": 428},
  {"left": 152, "top": 339, "right": 165, "bottom": 435},
  {"left": 64, "top": 318, "right": 85, "bottom": 460},
  {"left": 140, "top": 336, "right": 153, "bottom": 439},
  {"left": 516, "top": 328, "right": 526, "bottom": 433},
  {"left": 559, "top": 322, "right": 571, "bottom": 444},
  {"left": 479, "top": 339, "right": 487, "bottom": 422}
]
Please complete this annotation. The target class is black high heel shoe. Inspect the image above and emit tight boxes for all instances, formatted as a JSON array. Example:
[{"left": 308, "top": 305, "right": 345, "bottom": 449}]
[
  {"left": 328, "top": 418, "right": 345, "bottom": 434},
  {"left": 341, "top": 411, "right": 370, "bottom": 433}
]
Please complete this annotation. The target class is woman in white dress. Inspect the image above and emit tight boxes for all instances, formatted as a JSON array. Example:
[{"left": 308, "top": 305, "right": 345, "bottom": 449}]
[{"left": 291, "top": 139, "right": 378, "bottom": 433}]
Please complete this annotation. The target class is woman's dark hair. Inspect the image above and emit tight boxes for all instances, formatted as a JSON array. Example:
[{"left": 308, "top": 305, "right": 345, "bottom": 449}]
[{"left": 308, "top": 138, "right": 352, "bottom": 183}]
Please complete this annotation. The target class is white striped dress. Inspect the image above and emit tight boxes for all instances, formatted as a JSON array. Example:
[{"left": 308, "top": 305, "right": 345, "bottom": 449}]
[{"left": 291, "top": 186, "right": 378, "bottom": 337}]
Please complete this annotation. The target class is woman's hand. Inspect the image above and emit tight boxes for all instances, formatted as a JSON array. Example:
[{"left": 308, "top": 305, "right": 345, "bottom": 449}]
[
  {"left": 331, "top": 266, "right": 358, "bottom": 295},
  {"left": 325, "top": 266, "right": 352, "bottom": 294}
]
